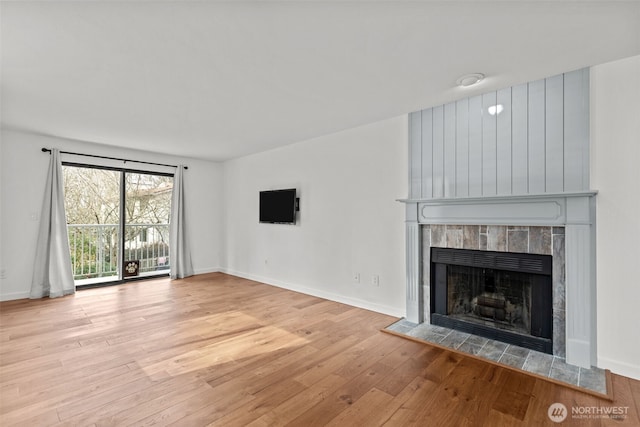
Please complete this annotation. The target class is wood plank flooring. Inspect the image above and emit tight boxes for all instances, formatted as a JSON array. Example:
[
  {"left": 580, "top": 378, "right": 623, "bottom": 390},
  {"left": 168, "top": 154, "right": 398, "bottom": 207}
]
[{"left": 1, "top": 272, "right": 639, "bottom": 426}]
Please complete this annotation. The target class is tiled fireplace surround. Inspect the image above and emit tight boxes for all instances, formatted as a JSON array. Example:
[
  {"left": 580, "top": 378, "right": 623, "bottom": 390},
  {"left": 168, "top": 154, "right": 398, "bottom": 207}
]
[
  {"left": 402, "top": 193, "right": 598, "bottom": 369},
  {"left": 421, "top": 224, "right": 566, "bottom": 357}
]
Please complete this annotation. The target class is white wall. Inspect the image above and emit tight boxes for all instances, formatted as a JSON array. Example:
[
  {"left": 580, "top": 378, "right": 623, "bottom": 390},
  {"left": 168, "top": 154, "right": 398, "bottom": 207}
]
[
  {"left": 0, "top": 129, "right": 223, "bottom": 300},
  {"left": 591, "top": 55, "right": 640, "bottom": 380},
  {"left": 222, "top": 116, "right": 408, "bottom": 316}
]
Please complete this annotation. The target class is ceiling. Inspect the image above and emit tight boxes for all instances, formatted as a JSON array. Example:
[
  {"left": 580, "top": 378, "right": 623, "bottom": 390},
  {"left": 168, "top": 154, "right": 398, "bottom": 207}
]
[{"left": 2, "top": 1, "right": 639, "bottom": 162}]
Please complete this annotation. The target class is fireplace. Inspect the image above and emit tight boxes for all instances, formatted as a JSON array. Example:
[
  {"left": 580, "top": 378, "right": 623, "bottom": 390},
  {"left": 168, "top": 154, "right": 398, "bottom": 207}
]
[
  {"left": 402, "top": 72, "right": 597, "bottom": 367},
  {"left": 430, "top": 247, "right": 553, "bottom": 354},
  {"left": 401, "top": 195, "right": 597, "bottom": 367}
]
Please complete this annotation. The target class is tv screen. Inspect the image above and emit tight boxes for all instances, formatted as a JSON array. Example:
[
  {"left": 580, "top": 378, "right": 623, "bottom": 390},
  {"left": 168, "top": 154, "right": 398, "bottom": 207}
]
[{"left": 259, "top": 189, "right": 297, "bottom": 224}]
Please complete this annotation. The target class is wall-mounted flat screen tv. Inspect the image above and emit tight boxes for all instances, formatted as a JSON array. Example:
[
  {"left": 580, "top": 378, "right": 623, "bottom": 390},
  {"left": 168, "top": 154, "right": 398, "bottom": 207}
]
[{"left": 259, "top": 188, "right": 297, "bottom": 224}]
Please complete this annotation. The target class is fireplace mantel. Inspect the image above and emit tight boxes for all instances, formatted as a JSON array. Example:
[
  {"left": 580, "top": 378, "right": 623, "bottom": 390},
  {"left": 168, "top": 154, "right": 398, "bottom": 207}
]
[
  {"left": 398, "top": 191, "right": 598, "bottom": 368},
  {"left": 398, "top": 191, "right": 597, "bottom": 226}
]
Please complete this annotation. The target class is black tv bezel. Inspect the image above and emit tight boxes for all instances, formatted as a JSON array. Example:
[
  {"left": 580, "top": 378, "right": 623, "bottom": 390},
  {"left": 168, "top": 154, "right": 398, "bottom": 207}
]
[{"left": 259, "top": 188, "right": 298, "bottom": 225}]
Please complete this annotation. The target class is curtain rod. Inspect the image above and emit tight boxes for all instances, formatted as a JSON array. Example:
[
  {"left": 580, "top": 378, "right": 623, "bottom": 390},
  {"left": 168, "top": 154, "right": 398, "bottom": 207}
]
[{"left": 41, "top": 148, "right": 188, "bottom": 169}]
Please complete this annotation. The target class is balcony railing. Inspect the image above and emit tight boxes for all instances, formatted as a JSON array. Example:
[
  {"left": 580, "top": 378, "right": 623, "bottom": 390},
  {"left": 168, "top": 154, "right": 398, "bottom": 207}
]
[{"left": 68, "top": 223, "right": 170, "bottom": 281}]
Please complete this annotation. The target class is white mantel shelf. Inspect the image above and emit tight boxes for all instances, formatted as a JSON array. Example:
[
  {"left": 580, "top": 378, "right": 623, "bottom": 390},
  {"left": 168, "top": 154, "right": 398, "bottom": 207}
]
[
  {"left": 396, "top": 191, "right": 598, "bottom": 205},
  {"left": 398, "top": 191, "right": 597, "bottom": 227}
]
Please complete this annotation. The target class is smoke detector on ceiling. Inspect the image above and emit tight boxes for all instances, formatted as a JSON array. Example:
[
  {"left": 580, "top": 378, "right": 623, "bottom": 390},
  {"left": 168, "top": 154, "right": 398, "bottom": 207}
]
[{"left": 456, "top": 73, "right": 485, "bottom": 87}]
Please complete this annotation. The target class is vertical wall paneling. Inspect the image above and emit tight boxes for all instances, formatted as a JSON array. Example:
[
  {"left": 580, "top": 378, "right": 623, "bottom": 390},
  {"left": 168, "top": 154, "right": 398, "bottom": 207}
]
[
  {"left": 512, "top": 83, "right": 529, "bottom": 194},
  {"left": 496, "top": 88, "right": 512, "bottom": 195},
  {"left": 408, "top": 69, "right": 589, "bottom": 201},
  {"left": 528, "top": 79, "right": 546, "bottom": 193},
  {"left": 432, "top": 106, "right": 445, "bottom": 198},
  {"left": 468, "top": 95, "right": 483, "bottom": 197},
  {"left": 455, "top": 99, "right": 470, "bottom": 197},
  {"left": 564, "top": 68, "right": 590, "bottom": 191},
  {"left": 409, "top": 112, "right": 422, "bottom": 199},
  {"left": 482, "top": 92, "right": 498, "bottom": 196},
  {"left": 421, "top": 109, "right": 434, "bottom": 199},
  {"left": 546, "top": 74, "right": 564, "bottom": 193},
  {"left": 444, "top": 102, "right": 457, "bottom": 198}
]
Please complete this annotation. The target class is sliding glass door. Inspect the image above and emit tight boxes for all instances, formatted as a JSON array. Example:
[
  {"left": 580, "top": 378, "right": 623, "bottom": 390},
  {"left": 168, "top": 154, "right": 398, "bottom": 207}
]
[
  {"left": 124, "top": 172, "right": 172, "bottom": 278},
  {"left": 63, "top": 167, "right": 120, "bottom": 284},
  {"left": 63, "top": 165, "right": 173, "bottom": 286}
]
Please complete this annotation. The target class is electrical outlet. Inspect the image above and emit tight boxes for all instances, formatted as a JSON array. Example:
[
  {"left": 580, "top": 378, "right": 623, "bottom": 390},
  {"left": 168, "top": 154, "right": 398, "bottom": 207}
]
[
  {"left": 372, "top": 275, "right": 380, "bottom": 287},
  {"left": 0, "top": 269, "right": 6, "bottom": 280}
]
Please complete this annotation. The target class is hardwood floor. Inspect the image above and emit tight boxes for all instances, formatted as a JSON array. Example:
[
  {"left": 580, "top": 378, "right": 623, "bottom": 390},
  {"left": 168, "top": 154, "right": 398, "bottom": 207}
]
[{"left": 1, "top": 273, "right": 639, "bottom": 426}]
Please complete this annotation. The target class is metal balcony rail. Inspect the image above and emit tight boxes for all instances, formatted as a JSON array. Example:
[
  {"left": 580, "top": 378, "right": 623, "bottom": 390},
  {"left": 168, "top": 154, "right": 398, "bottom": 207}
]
[{"left": 67, "top": 223, "right": 170, "bottom": 280}]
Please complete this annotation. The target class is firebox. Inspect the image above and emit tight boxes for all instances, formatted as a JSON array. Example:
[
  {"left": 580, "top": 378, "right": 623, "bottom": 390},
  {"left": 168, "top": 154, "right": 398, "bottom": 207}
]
[{"left": 430, "top": 247, "right": 553, "bottom": 354}]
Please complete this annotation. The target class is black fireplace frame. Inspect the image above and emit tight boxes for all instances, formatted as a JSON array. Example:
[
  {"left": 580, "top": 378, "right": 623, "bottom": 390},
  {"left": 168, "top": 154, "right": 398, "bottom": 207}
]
[{"left": 430, "top": 247, "right": 553, "bottom": 354}]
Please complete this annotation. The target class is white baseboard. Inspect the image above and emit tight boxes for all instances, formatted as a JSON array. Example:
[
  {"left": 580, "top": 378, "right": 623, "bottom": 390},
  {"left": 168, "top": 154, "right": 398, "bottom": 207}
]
[
  {"left": 0, "top": 291, "right": 31, "bottom": 302},
  {"left": 219, "top": 268, "right": 404, "bottom": 318},
  {"left": 597, "top": 356, "right": 640, "bottom": 381},
  {"left": 193, "top": 267, "right": 221, "bottom": 275}
]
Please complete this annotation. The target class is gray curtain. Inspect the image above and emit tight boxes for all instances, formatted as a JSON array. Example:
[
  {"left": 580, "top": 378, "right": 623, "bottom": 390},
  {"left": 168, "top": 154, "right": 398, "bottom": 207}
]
[
  {"left": 30, "top": 149, "right": 75, "bottom": 298},
  {"left": 169, "top": 165, "right": 194, "bottom": 279}
]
